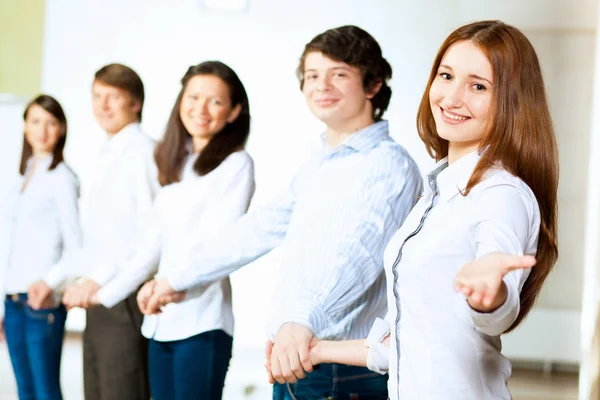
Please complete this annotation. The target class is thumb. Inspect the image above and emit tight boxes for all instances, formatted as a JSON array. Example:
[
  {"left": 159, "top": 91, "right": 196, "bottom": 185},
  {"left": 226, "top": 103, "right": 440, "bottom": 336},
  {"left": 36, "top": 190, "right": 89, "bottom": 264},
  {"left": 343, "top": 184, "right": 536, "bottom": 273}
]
[{"left": 501, "top": 254, "right": 537, "bottom": 273}]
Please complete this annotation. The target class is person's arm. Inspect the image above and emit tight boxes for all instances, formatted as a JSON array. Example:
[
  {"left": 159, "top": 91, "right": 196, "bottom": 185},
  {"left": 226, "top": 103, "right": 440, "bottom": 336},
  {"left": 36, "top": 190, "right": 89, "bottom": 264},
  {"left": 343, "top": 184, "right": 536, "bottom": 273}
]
[
  {"left": 87, "top": 149, "right": 159, "bottom": 287},
  {"left": 456, "top": 184, "right": 538, "bottom": 336},
  {"left": 29, "top": 170, "right": 83, "bottom": 310},
  {"left": 43, "top": 170, "right": 83, "bottom": 290},
  {"left": 166, "top": 169, "right": 296, "bottom": 291},
  {"left": 180, "top": 152, "right": 256, "bottom": 300},
  {"left": 276, "top": 155, "right": 422, "bottom": 334},
  {"left": 269, "top": 155, "right": 421, "bottom": 384},
  {"left": 94, "top": 207, "right": 162, "bottom": 308}
]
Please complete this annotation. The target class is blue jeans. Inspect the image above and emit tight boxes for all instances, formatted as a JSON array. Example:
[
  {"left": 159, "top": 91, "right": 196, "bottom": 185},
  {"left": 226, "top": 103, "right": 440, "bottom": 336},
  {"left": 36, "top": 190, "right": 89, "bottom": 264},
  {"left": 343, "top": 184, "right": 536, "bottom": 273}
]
[
  {"left": 273, "top": 363, "right": 388, "bottom": 400},
  {"left": 4, "top": 294, "right": 67, "bottom": 400},
  {"left": 148, "top": 329, "right": 233, "bottom": 400}
]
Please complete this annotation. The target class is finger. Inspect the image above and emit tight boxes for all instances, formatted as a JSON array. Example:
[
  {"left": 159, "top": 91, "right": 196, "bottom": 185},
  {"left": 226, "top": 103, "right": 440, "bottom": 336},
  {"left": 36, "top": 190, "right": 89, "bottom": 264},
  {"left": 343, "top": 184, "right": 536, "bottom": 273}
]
[
  {"left": 279, "top": 352, "right": 300, "bottom": 383},
  {"left": 265, "top": 340, "right": 274, "bottom": 365},
  {"left": 270, "top": 353, "right": 287, "bottom": 385},
  {"left": 288, "top": 351, "right": 306, "bottom": 380},
  {"left": 145, "top": 293, "right": 161, "bottom": 315},
  {"left": 298, "top": 343, "right": 313, "bottom": 374},
  {"left": 482, "top": 279, "right": 504, "bottom": 307},
  {"left": 264, "top": 364, "right": 276, "bottom": 384},
  {"left": 501, "top": 255, "right": 537, "bottom": 273}
]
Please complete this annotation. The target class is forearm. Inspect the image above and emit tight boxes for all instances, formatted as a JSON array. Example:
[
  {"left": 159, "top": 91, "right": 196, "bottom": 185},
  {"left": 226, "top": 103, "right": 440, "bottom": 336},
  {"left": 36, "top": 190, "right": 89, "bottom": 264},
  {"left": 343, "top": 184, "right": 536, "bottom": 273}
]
[{"left": 313, "top": 340, "right": 368, "bottom": 367}]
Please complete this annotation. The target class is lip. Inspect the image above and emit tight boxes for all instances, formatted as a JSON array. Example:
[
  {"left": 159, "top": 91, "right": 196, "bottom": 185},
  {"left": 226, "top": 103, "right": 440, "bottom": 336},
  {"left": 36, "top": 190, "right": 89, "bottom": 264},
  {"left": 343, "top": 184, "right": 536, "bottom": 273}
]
[
  {"left": 439, "top": 107, "right": 470, "bottom": 125},
  {"left": 315, "top": 98, "right": 339, "bottom": 107}
]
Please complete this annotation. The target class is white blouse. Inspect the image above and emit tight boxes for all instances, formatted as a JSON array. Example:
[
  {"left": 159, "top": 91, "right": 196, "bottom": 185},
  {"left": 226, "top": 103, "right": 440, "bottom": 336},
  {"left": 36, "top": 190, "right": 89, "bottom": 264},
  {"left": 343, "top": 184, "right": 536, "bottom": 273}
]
[
  {"left": 381, "top": 151, "right": 540, "bottom": 400},
  {"left": 96, "top": 150, "right": 255, "bottom": 341},
  {"left": 0, "top": 157, "right": 82, "bottom": 317}
]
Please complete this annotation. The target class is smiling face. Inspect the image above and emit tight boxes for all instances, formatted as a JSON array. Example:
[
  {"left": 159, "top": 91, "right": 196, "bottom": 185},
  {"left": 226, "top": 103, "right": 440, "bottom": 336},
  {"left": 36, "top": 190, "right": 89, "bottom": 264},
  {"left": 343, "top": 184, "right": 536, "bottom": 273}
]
[
  {"left": 179, "top": 74, "right": 241, "bottom": 151},
  {"left": 92, "top": 80, "right": 141, "bottom": 135},
  {"left": 24, "top": 104, "right": 65, "bottom": 156},
  {"left": 302, "top": 51, "right": 378, "bottom": 133},
  {"left": 429, "top": 40, "right": 494, "bottom": 162}
]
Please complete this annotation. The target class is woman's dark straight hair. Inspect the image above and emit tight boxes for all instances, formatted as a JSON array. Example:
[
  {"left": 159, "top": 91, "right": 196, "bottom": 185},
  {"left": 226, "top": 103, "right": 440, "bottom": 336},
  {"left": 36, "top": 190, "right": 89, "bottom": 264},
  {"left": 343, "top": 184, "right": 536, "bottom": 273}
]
[
  {"left": 154, "top": 61, "right": 251, "bottom": 186},
  {"left": 20, "top": 94, "right": 67, "bottom": 175}
]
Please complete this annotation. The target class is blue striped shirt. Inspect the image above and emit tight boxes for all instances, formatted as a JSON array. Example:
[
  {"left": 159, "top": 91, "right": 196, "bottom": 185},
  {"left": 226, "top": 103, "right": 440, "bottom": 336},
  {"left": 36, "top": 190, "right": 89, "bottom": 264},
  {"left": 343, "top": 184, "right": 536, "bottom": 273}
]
[{"left": 168, "top": 120, "right": 423, "bottom": 339}]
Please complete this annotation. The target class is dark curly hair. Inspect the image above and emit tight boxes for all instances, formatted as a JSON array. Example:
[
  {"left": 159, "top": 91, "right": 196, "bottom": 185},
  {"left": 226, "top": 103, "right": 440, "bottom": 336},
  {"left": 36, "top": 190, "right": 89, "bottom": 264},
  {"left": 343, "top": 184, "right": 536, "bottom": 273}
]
[{"left": 297, "top": 25, "right": 393, "bottom": 121}]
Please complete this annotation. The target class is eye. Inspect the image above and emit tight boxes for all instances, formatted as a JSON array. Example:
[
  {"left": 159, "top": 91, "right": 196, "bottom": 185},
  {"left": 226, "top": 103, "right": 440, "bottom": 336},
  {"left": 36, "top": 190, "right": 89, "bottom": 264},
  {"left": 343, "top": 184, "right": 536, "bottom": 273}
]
[
  {"left": 210, "top": 98, "right": 223, "bottom": 106},
  {"left": 334, "top": 72, "right": 346, "bottom": 78},
  {"left": 305, "top": 74, "right": 318, "bottom": 81},
  {"left": 472, "top": 83, "right": 487, "bottom": 91},
  {"left": 439, "top": 72, "right": 452, "bottom": 80}
]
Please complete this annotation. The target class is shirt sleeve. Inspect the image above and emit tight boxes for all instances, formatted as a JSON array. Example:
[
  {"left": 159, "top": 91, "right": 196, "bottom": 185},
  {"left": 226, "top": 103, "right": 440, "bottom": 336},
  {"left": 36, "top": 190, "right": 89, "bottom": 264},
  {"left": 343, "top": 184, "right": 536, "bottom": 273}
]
[
  {"left": 365, "top": 317, "right": 391, "bottom": 374},
  {"left": 0, "top": 181, "right": 19, "bottom": 319},
  {"left": 278, "top": 154, "right": 423, "bottom": 333},
  {"left": 181, "top": 153, "right": 256, "bottom": 299},
  {"left": 87, "top": 147, "right": 159, "bottom": 287},
  {"left": 96, "top": 207, "right": 161, "bottom": 308},
  {"left": 167, "top": 159, "right": 297, "bottom": 292},
  {"left": 44, "top": 169, "right": 83, "bottom": 290},
  {"left": 468, "top": 183, "right": 539, "bottom": 336}
]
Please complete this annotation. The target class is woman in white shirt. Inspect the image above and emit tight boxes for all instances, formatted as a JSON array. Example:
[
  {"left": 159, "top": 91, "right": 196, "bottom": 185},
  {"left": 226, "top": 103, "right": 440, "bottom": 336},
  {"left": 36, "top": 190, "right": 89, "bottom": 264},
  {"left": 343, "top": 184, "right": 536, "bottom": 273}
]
[
  {"left": 267, "top": 20, "right": 559, "bottom": 400},
  {"left": 84, "top": 61, "right": 255, "bottom": 400},
  {"left": 0, "top": 95, "right": 82, "bottom": 400}
]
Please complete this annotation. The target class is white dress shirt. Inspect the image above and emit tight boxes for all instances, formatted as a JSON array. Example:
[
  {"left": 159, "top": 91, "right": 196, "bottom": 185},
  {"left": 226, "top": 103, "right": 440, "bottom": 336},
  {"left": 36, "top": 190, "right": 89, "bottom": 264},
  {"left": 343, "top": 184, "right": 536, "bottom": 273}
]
[
  {"left": 96, "top": 150, "right": 255, "bottom": 341},
  {"left": 78, "top": 123, "right": 159, "bottom": 286},
  {"left": 381, "top": 150, "right": 540, "bottom": 399},
  {"left": 0, "top": 157, "right": 82, "bottom": 317},
  {"left": 167, "top": 120, "right": 423, "bottom": 340}
]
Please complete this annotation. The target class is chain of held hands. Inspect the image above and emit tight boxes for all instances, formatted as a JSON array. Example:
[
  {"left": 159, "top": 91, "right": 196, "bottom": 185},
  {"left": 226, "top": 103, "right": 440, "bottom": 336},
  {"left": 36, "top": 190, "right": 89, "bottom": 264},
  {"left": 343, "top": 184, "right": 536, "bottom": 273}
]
[{"left": 0, "top": 252, "right": 536, "bottom": 385}]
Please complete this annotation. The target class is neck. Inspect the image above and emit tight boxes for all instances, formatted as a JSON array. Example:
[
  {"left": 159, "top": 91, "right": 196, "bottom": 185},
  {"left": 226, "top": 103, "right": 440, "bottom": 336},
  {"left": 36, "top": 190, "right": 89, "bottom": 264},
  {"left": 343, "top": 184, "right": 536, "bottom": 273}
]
[
  {"left": 447, "top": 141, "right": 480, "bottom": 165},
  {"left": 32, "top": 150, "right": 53, "bottom": 160},
  {"left": 325, "top": 115, "right": 375, "bottom": 148},
  {"left": 192, "top": 137, "right": 209, "bottom": 153},
  {"left": 106, "top": 120, "right": 137, "bottom": 138}
]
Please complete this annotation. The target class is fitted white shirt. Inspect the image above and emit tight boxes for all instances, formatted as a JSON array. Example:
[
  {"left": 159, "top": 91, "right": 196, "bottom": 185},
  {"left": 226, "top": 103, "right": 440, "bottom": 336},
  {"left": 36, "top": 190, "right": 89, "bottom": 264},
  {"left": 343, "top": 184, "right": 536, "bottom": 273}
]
[
  {"left": 381, "top": 151, "right": 540, "bottom": 400},
  {"left": 96, "top": 150, "right": 255, "bottom": 341},
  {"left": 78, "top": 123, "right": 159, "bottom": 286},
  {"left": 0, "top": 157, "right": 82, "bottom": 317}
]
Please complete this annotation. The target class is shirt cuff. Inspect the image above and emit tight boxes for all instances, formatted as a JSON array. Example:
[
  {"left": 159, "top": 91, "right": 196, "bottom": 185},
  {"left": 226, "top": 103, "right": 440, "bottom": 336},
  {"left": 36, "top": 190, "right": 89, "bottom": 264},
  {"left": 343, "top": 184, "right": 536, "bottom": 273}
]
[
  {"left": 96, "top": 286, "right": 123, "bottom": 309},
  {"left": 468, "top": 276, "right": 520, "bottom": 336},
  {"left": 43, "top": 268, "right": 65, "bottom": 290},
  {"left": 167, "top": 273, "right": 189, "bottom": 292},
  {"left": 365, "top": 317, "right": 391, "bottom": 374}
]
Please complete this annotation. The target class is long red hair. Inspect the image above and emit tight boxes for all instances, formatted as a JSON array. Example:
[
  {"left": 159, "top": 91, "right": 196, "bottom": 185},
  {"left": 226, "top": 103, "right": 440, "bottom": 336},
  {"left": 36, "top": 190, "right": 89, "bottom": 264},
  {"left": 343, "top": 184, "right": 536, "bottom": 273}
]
[{"left": 416, "top": 20, "right": 559, "bottom": 332}]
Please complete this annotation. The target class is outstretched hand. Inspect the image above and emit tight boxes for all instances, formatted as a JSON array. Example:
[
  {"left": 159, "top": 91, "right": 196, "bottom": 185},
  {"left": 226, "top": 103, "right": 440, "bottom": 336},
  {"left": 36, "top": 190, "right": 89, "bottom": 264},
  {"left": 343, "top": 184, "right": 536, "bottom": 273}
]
[{"left": 454, "top": 252, "right": 536, "bottom": 312}]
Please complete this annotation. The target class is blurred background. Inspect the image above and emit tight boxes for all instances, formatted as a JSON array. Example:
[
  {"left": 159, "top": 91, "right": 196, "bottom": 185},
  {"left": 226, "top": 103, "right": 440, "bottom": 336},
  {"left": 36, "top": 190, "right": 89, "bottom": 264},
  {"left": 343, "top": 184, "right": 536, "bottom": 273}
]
[{"left": 0, "top": 0, "right": 597, "bottom": 399}]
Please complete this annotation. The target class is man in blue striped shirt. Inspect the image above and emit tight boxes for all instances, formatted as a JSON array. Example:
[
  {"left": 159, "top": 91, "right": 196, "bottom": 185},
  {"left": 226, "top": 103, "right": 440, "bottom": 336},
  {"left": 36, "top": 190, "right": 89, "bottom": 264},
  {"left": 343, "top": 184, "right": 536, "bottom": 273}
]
[{"left": 142, "top": 25, "right": 423, "bottom": 399}]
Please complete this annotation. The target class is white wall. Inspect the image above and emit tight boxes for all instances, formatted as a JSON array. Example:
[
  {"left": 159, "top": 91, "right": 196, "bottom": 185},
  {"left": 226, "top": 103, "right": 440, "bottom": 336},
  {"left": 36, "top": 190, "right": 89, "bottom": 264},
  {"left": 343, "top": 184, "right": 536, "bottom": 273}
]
[{"left": 39, "top": 0, "right": 592, "bottom": 359}]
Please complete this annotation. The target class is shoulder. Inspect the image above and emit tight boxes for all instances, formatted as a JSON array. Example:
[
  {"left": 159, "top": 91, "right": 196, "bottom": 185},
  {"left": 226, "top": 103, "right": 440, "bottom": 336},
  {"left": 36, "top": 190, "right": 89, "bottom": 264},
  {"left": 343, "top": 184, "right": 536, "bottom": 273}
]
[
  {"left": 47, "top": 162, "right": 80, "bottom": 200},
  {"left": 49, "top": 162, "right": 79, "bottom": 188},
  {"left": 218, "top": 150, "right": 255, "bottom": 175},
  {"left": 129, "top": 128, "right": 157, "bottom": 154},
  {"left": 365, "top": 140, "right": 421, "bottom": 182},
  {"left": 472, "top": 168, "right": 540, "bottom": 225}
]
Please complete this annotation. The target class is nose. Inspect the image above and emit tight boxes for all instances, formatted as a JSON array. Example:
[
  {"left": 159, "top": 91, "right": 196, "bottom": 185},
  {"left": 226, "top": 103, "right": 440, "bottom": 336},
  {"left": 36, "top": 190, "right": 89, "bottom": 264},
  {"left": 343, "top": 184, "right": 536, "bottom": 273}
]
[
  {"left": 101, "top": 96, "right": 110, "bottom": 110},
  {"left": 442, "top": 83, "right": 464, "bottom": 109},
  {"left": 315, "top": 74, "right": 332, "bottom": 92},
  {"left": 194, "top": 99, "right": 209, "bottom": 115}
]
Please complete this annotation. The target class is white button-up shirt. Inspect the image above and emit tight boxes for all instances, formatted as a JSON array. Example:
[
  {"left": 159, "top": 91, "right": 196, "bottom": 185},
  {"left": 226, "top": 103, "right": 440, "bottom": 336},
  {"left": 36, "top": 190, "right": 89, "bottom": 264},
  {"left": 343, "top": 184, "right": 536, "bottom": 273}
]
[
  {"left": 382, "top": 151, "right": 540, "bottom": 399},
  {"left": 79, "top": 123, "right": 159, "bottom": 286},
  {"left": 96, "top": 150, "right": 255, "bottom": 341},
  {"left": 0, "top": 157, "right": 82, "bottom": 317},
  {"left": 167, "top": 120, "right": 423, "bottom": 340}
]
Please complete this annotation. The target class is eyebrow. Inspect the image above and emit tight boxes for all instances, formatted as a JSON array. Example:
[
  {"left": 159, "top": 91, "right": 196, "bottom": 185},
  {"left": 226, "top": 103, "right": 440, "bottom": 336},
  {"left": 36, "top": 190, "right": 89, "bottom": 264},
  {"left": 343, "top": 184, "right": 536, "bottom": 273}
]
[
  {"left": 304, "top": 66, "right": 353, "bottom": 73},
  {"left": 439, "top": 64, "right": 493, "bottom": 86}
]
